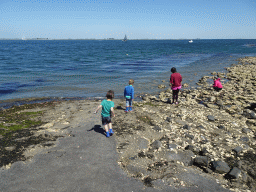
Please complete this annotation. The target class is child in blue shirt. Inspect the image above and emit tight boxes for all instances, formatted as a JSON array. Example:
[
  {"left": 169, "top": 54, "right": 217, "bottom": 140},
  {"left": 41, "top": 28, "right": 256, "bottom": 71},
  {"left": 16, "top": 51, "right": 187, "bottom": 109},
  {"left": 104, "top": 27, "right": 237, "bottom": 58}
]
[
  {"left": 94, "top": 90, "right": 115, "bottom": 138},
  {"left": 124, "top": 79, "right": 134, "bottom": 112}
]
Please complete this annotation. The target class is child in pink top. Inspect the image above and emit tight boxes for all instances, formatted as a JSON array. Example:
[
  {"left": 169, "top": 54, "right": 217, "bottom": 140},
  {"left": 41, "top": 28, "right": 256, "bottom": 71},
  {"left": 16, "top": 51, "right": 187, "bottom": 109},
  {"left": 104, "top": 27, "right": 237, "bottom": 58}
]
[
  {"left": 213, "top": 77, "right": 223, "bottom": 92},
  {"left": 170, "top": 67, "right": 182, "bottom": 104}
]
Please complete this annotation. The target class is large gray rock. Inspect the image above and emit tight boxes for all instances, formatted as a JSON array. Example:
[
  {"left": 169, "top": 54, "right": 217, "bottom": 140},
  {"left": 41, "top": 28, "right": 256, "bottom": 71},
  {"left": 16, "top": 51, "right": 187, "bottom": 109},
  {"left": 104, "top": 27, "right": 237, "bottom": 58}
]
[{"left": 212, "top": 161, "right": 231, "bottom": 174}]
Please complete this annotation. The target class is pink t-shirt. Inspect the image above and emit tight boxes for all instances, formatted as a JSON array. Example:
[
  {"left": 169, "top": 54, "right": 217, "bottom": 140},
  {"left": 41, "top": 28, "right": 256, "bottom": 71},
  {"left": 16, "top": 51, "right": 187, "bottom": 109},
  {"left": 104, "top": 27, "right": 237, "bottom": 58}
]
[
  {"left": 213, "top": 78, "right": 223, "bottom": 88},
  {"left": 170, "top": 73, "right": 182, "bottom": 88}
]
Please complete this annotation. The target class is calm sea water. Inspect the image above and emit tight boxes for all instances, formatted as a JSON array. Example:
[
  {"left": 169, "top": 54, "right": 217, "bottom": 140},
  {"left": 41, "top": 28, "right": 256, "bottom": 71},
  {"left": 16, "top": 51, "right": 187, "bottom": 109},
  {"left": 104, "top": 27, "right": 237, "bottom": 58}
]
[{"left": 1, "top": 39, "right": 256, "bottom": 104}]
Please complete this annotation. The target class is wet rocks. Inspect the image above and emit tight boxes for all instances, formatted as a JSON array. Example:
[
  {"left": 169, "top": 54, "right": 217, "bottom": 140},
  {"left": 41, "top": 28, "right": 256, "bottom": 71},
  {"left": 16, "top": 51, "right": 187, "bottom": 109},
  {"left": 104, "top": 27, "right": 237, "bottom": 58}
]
[{"left": 158, "top": 84, "right": 166, "bottom": 89}]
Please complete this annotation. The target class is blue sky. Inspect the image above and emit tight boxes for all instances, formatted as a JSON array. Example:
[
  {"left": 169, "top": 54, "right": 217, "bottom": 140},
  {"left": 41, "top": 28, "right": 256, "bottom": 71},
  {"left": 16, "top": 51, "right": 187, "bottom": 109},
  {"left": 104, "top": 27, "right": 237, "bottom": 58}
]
[{"left": 0, "top": 0, "right": 255, "bottom": 39}]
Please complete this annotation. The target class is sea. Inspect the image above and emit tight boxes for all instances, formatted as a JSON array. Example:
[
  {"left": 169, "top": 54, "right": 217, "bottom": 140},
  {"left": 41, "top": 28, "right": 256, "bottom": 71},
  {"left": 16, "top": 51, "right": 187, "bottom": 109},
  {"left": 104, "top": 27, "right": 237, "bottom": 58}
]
[{"left": 1, "top": 39, "right": 256, "bottom": 107}]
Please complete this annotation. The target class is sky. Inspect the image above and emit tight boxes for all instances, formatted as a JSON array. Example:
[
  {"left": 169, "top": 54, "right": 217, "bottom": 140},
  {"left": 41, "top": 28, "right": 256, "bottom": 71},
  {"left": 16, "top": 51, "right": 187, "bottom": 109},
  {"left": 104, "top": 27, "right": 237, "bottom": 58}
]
[{"left": 0, "top": 0, "right": 256, "bottom": 39}]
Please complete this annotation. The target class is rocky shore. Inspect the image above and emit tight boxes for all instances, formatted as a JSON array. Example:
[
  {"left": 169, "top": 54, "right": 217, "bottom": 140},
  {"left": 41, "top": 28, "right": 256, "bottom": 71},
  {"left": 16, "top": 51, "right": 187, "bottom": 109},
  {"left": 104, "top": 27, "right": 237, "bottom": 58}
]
[
  {"left": 113, "top": 57, "right": 256, "bottom": 191},
  {"left": 0, "top": 57, "right": 255, "bottom": 191}
]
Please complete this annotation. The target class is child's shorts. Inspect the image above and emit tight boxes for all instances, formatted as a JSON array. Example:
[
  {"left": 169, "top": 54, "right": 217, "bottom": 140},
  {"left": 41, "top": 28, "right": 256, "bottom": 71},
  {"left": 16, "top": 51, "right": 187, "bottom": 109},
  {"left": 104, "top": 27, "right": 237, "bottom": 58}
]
[{"left": 102, "top": 116, "right": 111, "bottom": 125}]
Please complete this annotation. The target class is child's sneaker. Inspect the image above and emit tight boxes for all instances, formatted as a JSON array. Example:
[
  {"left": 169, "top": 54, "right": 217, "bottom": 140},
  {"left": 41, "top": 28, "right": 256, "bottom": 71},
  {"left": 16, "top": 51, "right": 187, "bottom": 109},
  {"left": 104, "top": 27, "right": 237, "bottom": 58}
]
[
  {"left": 175, "top": 102, "right": 179, "bottom": 105},
  {"left": 106, "top": 132, "right": 110, "bottom": 137},
  {"left": 109, "top": 129, "right": 114, "bottom": 135}
]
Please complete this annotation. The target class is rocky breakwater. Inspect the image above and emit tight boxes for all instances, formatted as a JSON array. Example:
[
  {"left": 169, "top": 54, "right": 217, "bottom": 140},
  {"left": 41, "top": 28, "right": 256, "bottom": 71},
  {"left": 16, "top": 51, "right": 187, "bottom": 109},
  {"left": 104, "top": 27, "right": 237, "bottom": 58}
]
[{"left": 113, "top": 57, "right": 256, "bottom": 191}]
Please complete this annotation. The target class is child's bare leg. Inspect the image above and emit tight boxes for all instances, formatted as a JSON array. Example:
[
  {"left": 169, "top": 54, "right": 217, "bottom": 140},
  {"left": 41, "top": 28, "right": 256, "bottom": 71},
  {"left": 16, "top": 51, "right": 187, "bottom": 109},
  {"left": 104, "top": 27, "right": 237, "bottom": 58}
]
[
  {"left": 104, "top": 124, "right": 109, "bottom": 132},
  {"left": 109, "top": 123, "right": 112, "bottom": 130}
]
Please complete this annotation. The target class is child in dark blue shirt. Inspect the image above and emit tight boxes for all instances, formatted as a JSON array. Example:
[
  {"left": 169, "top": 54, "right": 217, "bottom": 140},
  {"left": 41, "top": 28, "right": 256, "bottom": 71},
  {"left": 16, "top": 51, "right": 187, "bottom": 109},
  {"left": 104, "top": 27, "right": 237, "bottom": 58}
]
[{"left": 124, "top": 79, "right": 134, "bottom": 112}]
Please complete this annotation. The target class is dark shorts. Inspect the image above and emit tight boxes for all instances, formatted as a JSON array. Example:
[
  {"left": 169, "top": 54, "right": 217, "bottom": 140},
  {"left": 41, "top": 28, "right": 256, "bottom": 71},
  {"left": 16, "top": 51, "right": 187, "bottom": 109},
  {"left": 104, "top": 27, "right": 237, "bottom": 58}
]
[
  {"left": 102, "top": 116, "right": 111, "bottom": 125},
  {"left": 214, "top": 87, "right": 222, "bottom": 92}
]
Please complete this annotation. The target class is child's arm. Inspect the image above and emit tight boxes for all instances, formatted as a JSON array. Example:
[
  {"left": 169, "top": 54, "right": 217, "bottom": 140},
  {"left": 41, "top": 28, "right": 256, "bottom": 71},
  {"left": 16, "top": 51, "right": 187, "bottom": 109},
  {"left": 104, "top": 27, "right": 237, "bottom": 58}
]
[
  {"left": 94, "top": 105, "right": 102, "bottom": 114},
  {"left": 111, "top": 107, "right": 115, "bottom": 117}
]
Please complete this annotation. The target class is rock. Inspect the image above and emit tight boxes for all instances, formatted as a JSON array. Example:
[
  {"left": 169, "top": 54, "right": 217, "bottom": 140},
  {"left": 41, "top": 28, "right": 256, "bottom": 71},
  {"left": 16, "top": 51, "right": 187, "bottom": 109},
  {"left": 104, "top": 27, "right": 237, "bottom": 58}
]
[
  {"left": 153, "top": 126, "right": 161, "bottom": 132},
  {"left": 5, "top": 146, "right": 16, "bottom": 151},
  {"left": 183, "top": 83, "right": 189, "bottom": 88},
  {"left": 175, "top": 119, "right": 187, "bottom": 125},
  {"left": 193, "top": 156, "right": 210, "bottom": 167},
  {"left": 142, "top": 96, "right": 149, "bottom": 101},
  {"left": 199, "top": 148, "right": 209, "bottom": 156},
  {"left": 183, "top": 124, "right": 191, "bottom": 130},
  {"left": 248, "top": 169, "right": 256, "bottom": 179},
  {"left": 209, "top": 96, "right": 215, "bottom": 102},
  {"left": 218, "top": 125, "right": 225, "bottom": 130},
  {"left": 212, "top": 161, "right": 231, "bottom": 174},
  {"left": 232, "top": 146, "right": 243, "bottom": 154},
  {"left": 228, "top": 167, "right": 241, "bottom": 179},
  {"left": 239, "top": 137, "right": 249, "bottom": 142},
  {"left": 151, "top": 140, "right": 162, "bottom": 150},
  {"left": 242, "top": 128, "right": 251, "bottom": 134},
  {"left": 138, "top": 138, "right": 149, "bottom": 150},
  {"left": 185, "top": 133, "right": 194, "bottom": 140},
  {"left": 158, "top": 84, "right": 166, "bottom": 89},
  {"left": 166, "top": 150, "right": 194, "bottom": 166},
  {"left": 166, "top": 117, "right": 172, "bottom": 122},
  {"left": 207, "top": 115, "right": 215, "bottom": 121},
  {"left": 249, "top": 112, "right": 256, "bottom": 119},
  {"left": 168, "top": 144, "right": 177, "bottom": 150},
  {"left": 185, "top": 145, "right": 194, "bottom": 151}
]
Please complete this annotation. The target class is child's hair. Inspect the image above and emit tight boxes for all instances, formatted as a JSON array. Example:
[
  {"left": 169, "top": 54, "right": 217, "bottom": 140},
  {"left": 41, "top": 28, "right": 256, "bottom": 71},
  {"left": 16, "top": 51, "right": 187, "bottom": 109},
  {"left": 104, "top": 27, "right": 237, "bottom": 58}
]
[
  {"left": 171, "top": 67, "right": 177, "bottom": 73},
  {"left": 106, "top": 90, "right": 114, "bottom": 99},
  {"left": 129, "top": 79, "right": 134, "bottom": 85}
]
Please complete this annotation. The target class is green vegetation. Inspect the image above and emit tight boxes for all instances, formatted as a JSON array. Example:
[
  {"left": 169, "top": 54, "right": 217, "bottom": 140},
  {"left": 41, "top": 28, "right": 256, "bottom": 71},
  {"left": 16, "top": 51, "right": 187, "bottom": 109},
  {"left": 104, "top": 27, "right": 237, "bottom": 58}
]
[{"left": 0, "top": 101, "right": 56, "bottom": 137}]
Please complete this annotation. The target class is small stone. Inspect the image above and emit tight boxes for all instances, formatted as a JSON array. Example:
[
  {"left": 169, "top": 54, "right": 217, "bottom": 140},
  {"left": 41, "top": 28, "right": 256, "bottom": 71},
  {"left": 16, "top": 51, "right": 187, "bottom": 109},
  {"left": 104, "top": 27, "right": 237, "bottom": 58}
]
[
  {"left": 168, "top": 144, "right": 177, "bottom": 150},
  {"left": 166, "top": 117, "right": 172, "bottom": 122},
  {"left": 212, "top": 161, "right": 231, "bottom": 174},
  {"left": 228, "top": 167, "right": 241, "bottom": 179},
  {"left": 207, "top": 115, "right": 215, "bottom": 121},
  {"left": 5, "top": 146, "right": 16, "bottom": 151},
  {"left": 185, "top": 145, "right": 194, "bottom": 151},
  {"left": 239, "top": 137, "right": 249, "bottom": 142},
  {"left": 242, "top": 128, "right": 251, "bottom": 134},
  {"left": 218, "top": 125, "right": 225, "bottom": 129},
  {"left": 249, "top": 112, "right": 256, "bottom": 119},
  {"left": 185, "top": 133, "right": 194, "bottom": 140},
  {"left": 232, "top": 146, "right": 243, "bottom": 154},
  {"left": 153, "top": 126, "right": 161, "bottom": 132},
  {"left": 199, "top": 147, "right": 209, "bottom": 156},
  {"left": 204, "top": 167, "right": 213, "bottom": 174},
  {"left": 151, "top": 140, "right": 162, "bottom": 150},
  {"left": 183, "top": 124, "right": 191, "bottom": 130},
  {"left": 158, "top": 84, "right": 166, "bottom": 89}
]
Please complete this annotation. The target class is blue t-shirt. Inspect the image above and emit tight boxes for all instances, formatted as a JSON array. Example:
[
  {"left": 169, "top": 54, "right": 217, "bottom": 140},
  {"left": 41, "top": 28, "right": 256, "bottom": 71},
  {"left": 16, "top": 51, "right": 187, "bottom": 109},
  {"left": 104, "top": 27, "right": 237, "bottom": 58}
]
[
  {"left": 101, "top": 100, "right": 114, "bottom": 117},
  {"left": 124, "top": 85, "right": 134, "bottom": 99}
]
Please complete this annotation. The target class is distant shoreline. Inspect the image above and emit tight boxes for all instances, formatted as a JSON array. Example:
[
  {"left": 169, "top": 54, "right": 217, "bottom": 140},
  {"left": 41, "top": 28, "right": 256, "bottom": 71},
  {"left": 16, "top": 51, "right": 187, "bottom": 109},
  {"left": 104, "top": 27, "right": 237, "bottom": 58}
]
[{"left": 1, "top": 38, "right": 255, "bottom": 41}]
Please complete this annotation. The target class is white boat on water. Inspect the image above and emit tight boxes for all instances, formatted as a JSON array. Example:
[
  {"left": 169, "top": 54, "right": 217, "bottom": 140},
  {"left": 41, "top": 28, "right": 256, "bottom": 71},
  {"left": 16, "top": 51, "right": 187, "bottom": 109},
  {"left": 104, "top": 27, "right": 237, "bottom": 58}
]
[
  {"left": 189, "top": 40, "right": 193, "bottom": 43},
  {"left": 122, "top": 34, "right": 127, "bottom": 42}
]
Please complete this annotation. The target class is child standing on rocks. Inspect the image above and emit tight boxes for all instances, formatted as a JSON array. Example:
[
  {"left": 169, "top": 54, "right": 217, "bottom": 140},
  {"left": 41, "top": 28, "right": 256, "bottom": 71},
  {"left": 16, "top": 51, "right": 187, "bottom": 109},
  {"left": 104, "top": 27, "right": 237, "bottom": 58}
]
[
  {"left": 94, "top": 90, "right": 115, "bottom": 138},
  {"left": 170, "top": 67, "right": 182, "bottom": 104},
  {"left": 124, "top": 79, "right": 134, "bottom": 112},
  {"left": 213, "top": 77, "right": 223, "bottom": 92}
]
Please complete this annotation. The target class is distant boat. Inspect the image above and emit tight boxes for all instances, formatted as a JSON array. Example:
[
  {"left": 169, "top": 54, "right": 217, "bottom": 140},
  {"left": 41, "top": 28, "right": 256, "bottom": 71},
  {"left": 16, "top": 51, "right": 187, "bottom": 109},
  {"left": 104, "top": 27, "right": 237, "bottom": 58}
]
[
  {"left": 189, "top": 40, "right": 193, "bottom": 43},
  {"left": 122, "top": 34, "right": 127, "bottom": 42}
]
